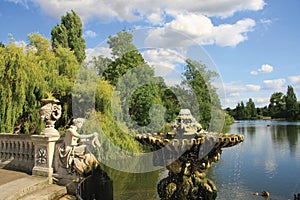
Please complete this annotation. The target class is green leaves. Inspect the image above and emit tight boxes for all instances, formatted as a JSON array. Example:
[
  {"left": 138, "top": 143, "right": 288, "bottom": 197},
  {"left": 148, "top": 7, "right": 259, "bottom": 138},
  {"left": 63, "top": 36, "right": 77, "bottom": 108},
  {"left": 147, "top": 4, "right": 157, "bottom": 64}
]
[
  {"left": 0, "top": 33, "right": 79, "bottom": 134},
  {"left": 51, "top": 10, "right": 86, "bottom": 63}
]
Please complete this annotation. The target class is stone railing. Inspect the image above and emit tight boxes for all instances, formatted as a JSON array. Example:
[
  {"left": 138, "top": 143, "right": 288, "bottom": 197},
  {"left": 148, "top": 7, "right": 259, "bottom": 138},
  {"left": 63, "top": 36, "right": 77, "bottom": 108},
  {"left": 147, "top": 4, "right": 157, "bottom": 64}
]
[
  {"left": 0, "top": 133, "right": 62, "bottom": 183},
  {"left": 0, "top": 134, "right": 34, "bottom": 174}
]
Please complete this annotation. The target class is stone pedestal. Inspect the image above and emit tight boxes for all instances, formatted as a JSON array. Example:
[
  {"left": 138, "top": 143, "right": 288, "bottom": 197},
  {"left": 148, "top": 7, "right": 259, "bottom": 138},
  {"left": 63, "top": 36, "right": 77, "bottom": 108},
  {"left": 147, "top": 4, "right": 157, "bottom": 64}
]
[{"left": 31, "top": 135, "right": 60, "bottom": 184}]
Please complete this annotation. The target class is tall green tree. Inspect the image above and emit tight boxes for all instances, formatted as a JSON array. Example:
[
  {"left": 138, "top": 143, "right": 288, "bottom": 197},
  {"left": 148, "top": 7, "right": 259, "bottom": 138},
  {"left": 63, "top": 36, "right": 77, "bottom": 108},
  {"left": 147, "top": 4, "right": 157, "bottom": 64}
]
[
  {"left": 246, "top": 98, "right": 257, "bottom": 119},
  {"left": 181, "top": 59, "right": 222, "bottom": 130},
  {"left": 286, "top": 85, "right": 297, "bottom": 120},
  {"left": 234, "top": 102, "right": 246, "bottom": 120},
  {"left": 102, "top": 30, "right": 145, "bottom": 86},
  {"left": 268, "top": 92, "right": 285, "bottom": 119},
  {"left": 107, "top": 30, "right": 137, "bottom": 58},
  {"left": 51, "top": 10, "right": 86, "bottom": 63}
]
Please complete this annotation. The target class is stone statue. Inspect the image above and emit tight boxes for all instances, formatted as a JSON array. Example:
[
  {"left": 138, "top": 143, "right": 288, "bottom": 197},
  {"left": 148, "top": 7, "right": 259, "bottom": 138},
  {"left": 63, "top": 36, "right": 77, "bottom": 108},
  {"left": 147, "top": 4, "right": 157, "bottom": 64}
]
[{"left": 59, "top": 118, "right": 100, "bottom": 175}]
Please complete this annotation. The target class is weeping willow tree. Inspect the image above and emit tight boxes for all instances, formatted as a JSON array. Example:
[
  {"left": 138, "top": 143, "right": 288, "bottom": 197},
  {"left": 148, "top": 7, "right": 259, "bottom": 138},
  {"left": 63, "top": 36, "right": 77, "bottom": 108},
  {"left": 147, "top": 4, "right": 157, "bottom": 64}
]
[{"left": 0, "top": 33, "right": 80, "bottom": 134}]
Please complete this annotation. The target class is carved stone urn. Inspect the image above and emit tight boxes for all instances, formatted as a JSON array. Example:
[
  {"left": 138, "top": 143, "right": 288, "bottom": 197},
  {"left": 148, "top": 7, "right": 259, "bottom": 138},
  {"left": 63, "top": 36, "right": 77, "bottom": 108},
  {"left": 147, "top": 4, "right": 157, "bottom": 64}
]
[{"left": 40, "top": 98, "right": 62, "bottom": 136}]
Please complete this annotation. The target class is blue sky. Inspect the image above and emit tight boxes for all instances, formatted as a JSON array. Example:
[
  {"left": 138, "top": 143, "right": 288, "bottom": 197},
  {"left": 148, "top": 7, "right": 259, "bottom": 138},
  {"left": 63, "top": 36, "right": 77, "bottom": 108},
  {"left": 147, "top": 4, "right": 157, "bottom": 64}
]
[{"left": 1, "top": 0, "right": 300, "bottom": 108}]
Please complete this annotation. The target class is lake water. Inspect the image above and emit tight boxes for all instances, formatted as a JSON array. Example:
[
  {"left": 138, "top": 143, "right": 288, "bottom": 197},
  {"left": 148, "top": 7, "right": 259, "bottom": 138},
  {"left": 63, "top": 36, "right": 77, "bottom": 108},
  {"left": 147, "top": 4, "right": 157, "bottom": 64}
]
[
  {"left": 107, "top": 120, "right": 300, "bottom": 200},
  {"left": 212, "top": 120, "right": 300, "bottom": 200}
]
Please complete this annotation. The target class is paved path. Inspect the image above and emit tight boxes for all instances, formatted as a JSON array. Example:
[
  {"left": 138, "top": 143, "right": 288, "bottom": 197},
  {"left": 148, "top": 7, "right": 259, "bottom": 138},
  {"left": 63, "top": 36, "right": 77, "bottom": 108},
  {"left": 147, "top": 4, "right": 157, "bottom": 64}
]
[
  {"left": 0, "top": 169, "right": 28, "bottom": 185},
  {"left": 0, "top": 169, "right": 67, "bottom": 200}
]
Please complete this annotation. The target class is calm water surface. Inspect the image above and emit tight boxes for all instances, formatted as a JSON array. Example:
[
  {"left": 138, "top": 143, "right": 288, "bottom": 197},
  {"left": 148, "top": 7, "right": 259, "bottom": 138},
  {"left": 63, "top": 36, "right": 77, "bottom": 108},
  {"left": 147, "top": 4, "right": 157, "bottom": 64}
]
[
  {"left": 108, "top": 120, "right": 300, "bottom": 199},
  {"left": 213, "top": 120, "right": 300, "bottom": 200}
]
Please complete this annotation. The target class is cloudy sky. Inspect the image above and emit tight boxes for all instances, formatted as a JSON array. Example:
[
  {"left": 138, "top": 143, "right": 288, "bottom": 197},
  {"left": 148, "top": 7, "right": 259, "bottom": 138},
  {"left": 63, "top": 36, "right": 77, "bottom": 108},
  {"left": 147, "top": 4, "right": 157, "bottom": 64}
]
[{"left": 1, "top": 0, "right": 300, "bottom": 108}]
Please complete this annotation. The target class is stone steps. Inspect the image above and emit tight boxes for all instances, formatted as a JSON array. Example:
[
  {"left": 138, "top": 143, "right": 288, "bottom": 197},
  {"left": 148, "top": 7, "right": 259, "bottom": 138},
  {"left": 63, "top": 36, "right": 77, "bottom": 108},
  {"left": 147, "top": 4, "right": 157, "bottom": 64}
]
[
  {"left": 21, "top": 184, "right": 67, "bottom": 200},
  {"left": 0, "top": 174, "right": 67, "bottom": 200}
]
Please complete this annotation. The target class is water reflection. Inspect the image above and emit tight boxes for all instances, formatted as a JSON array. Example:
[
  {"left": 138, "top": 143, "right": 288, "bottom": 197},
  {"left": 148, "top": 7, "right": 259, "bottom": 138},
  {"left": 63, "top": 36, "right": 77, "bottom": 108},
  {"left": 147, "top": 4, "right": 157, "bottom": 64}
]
[
  {"left": 102, "top": 163, "right": 160, "bottom": 200},
  {"left": 212, "top": 120, "right": 300, "bottom": 199},
  {"left": 271, "top": 124, "right": 299, "bottom": 157}
]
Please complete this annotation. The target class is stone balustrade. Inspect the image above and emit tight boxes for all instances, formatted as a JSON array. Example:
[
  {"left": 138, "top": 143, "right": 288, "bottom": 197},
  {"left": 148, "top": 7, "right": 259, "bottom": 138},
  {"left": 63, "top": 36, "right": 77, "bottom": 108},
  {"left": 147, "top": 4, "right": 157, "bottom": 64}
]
[
  {"left": 0, "top": 133, "right": 62, "bottom": 183},
  {"left": 0, "top": 134, "right": 35, "bottom": 174}
]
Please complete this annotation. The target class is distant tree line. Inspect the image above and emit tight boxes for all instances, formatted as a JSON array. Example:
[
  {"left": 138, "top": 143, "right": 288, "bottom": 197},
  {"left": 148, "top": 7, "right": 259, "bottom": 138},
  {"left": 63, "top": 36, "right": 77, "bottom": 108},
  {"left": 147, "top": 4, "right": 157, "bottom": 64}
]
[{"left": 226, "top": 85, "right": 300, "bottom": 120}]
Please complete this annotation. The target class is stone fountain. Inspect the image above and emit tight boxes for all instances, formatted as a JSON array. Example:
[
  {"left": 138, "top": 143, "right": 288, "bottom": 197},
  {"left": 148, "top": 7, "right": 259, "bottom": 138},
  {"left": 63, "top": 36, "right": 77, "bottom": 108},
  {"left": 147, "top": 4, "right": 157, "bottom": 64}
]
[{"left": 135, "top": 109, "right": 244, "bottom": 200}]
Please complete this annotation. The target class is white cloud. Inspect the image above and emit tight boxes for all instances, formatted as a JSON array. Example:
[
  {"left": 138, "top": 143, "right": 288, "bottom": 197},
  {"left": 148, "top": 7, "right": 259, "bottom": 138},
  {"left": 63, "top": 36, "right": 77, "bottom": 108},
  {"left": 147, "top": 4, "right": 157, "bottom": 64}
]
[
  {"left": 263, "top": 78, "right": 286, "bottom": 91},
  {"left": 246, "top": 84, "right": 261, "bottom": 91},
  {"left": 8, "top": 0, "right": 264, "bottom": 48},
  {"left": 84, "top": 30, "right": 97, "bottom": 38},
  {"left": 260, "top": 64, "right": 273, "bottom": 73},
  {"left": 10, "top": 0, "right": 265, "bottom": 22},
  {"left": 85, "top": 46, "right": 111, "bottom": 61},
  {"left": 260, "top": 18, "right": 272, "bottom": 26},
  {"left": 142, "top": 48, "right": 186, "bottom": 76},
  {"left": 147, "top": 12, "right": 165, "bottom": 25},
  {"left": 251, "top": 64, "right": 273, "bottom": 75},
  {"left": 229, "top": 92, "right": 240, "bottom": 97},
  {"left": 146, "top": 15, "right": 255, "bottom": 47},
  {"left": 223, "top": 82, "right": 246, "bottom": 93},
  {"left": 14, "top": 40, "right": 27, "bottom": 48},
  {"left": 288, "top": 75, "right": 300, "bottom": 84},
  {"left": 250, "top": 71, "right": 258, "bottom": 75},
  {"left": 213, "top": 18, "right": 256, "bottom": 46},
  {"left": 255, "top": 97, "right": 269, "bottom": 105}
]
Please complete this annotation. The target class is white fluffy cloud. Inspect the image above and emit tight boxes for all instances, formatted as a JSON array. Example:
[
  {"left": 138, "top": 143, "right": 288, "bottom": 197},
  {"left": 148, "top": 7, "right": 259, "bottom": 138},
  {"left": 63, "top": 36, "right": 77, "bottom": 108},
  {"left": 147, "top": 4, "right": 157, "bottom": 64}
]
[
  {"left": 251, "top": 64, "right": 273, "bottom": 75},
  {"left": 288, "top": 75, "right": 300, "bottom": 84},
  {"left": 229, "top": 92, "right": 240, "bottom": 97},
  {"left": 12, "top": 0, "right": 265, "bottom": 22},
  {"left": 145, "top": 15, "right": 255, "bottom": 47},
  {"left": 85, "top": 46, "right": 111, "bottom": 61},
  {"left": 255, "top": 97, "right": 269, "bottom": 105},
  {"left": 9, "top": 0, "right": 264, "bottom": 47},
  {"left": 263, "top": 78, "right": 286, "bottom": 91},
  {"left": 223, "top": 82, "right": 246, "bottom": 93},
  {"left": 83, "top": 30, "right": 97, "bottom": 38},
  {"left": 142, "top": 48, "right": 186, "bottom": 78},
  {"left": 246, "top": 84, "right": 261, "bottom": 91}
]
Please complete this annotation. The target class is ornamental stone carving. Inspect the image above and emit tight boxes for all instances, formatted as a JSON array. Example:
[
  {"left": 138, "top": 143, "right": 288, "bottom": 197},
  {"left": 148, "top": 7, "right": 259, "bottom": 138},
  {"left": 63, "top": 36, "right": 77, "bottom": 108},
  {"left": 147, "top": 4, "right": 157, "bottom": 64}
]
[
  {"left": 40, "top": 98, "right": 62, "bottom": 136},
  {"left": 35, "top": 146, "right": 47, "bottom": 166}
]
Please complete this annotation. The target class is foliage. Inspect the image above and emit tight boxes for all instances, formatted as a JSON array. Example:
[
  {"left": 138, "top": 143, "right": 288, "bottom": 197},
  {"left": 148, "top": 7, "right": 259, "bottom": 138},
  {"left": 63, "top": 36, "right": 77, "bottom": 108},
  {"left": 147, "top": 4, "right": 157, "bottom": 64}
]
[
  {"left": 227, "top": 85, "right": 300, "bottom": 121},
  {"left": 107, "top": 30, "right": 137, "bottom": 58},
  {"left": 178, "top": 58, "right": 224, "bottom": 131},
  {"left": 103, "top": 50, "right": 145, "bottom": 86},
  {"left": 0, "top": 33, "right": 79, "bottom": 134},
  {"left": 51, "top": 10, "right": 86, "bottom": 63},
  {"left": 268, "top": 92, "right": 285, "bottom": 119},
  {"left": 286, "top": 85, "right": 298, "bottom": 120}
]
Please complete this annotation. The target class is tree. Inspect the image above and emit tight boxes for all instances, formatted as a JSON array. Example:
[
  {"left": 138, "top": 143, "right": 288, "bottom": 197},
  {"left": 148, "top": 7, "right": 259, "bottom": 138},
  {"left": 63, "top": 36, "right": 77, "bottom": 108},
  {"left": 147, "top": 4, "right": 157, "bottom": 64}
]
[
  {"left": 0, "top": 42, "right": 5, "bottom": 48},
  {"left": 107, "top": 30, "right": 137, "bottom": 58},
  {"left": 268, "top": 92, "right": 285, "bottom": 119},
  {"left": 234, "top": 102, "right": 246, "bottom": 120},
  {"left": 246, "top": 98, "right": 257, "bottom": 119},
  {"left": 51, "top": 10, "right": 86, "bottom": 63},
  {"left": 103, "top": 50, "right": 145, "bottom": 86},
  {"left": 103, "top": 30, "right": 145, "bottom": 86},
  {"left": 286, "top": 85, "right": 297, "bottom": 120},
  {"left": 181, "top": 59, "right": 222, "bottom": 130}
]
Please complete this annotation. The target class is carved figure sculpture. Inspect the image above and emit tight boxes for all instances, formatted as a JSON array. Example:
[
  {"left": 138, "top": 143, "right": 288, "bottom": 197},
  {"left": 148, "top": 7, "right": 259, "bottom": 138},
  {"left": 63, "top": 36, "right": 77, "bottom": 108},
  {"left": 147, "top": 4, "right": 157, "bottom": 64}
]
[{"left": 59, "top": 118, "right": 100, "bottom": 175}]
